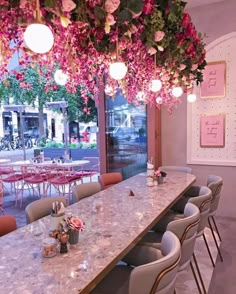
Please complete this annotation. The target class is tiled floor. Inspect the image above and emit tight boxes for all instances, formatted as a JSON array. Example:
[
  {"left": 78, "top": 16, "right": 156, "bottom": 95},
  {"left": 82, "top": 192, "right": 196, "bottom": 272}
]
[{"left": 1, "top": 180, "right": 233, "bottom": 293}]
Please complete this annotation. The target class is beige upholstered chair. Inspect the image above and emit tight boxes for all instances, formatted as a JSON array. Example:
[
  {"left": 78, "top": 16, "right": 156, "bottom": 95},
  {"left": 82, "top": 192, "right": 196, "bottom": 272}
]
[
  {"left": 72, "top": 182, "right": 101, "bottom": 204},
  {"left": 207, "top": 175, "right": 223, "bottom": 262},
  {"left": 25, "top": 196, "right": 67, "bottom": 224},
  {"left": 125, "top": 204, "right": 202, "bottom": 293},
  {"left": 92, "top": 231, "right": 181, "bottom": 294},
  {"left": 0, "top": 215, "right": 17, "bottom": 236},
  {"left": 159, "top": 166, "right": 192, "bottom": 174},
  {"left": 99, "top": 172, "right": 123, "bottom": 190}
]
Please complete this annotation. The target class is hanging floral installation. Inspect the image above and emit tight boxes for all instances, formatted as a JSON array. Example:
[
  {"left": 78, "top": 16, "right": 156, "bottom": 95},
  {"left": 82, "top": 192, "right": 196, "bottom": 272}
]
[{"left": 0, "top": 0, "right": 206, "bottom": 112}]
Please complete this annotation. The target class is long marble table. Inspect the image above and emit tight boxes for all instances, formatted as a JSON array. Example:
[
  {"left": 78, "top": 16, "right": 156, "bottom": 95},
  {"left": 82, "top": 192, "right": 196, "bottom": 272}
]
[{"left": 0, "top": 172, "right": 196, "bottom": 294}]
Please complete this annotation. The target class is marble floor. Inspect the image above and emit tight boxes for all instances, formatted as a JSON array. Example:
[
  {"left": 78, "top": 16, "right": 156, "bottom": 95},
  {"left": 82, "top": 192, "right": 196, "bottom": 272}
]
[{"left": 2, "top": 182, "right": 234, "bottom": 294}]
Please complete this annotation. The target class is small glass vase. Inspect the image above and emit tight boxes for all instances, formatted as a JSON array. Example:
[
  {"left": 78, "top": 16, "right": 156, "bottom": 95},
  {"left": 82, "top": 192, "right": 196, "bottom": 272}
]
[
  {"left": 68, "top": 230, "right": 79, "bottom": 245},
  {"left": 158, "top": 176, "right": 164, "bottom": 184}
]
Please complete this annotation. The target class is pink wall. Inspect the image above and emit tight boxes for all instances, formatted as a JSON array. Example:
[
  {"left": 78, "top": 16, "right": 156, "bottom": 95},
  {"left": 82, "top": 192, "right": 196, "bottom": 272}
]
[{"left": 161, "top": 0, "right": 236, "bottom": 217}]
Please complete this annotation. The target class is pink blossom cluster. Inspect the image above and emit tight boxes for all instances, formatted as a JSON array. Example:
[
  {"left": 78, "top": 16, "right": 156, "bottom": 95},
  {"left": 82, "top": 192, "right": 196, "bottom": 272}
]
[
  {"left": 0, "top": 0, "right": 207, "bottom": 113},
  {"left": 65, "top": 216, "right": 84, "bottom": 232}
]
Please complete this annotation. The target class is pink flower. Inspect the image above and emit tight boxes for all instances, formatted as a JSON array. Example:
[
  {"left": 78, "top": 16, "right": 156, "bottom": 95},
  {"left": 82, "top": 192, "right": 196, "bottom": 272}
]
[
  {"left": 181, "top": 13, "right": 191, "bottom": 27},
  {"left": 143, "top": 0, "right": 155, "bottom": 15},
  {"left": 68, "top": 217, "right": 84, "bottom": 231},
  {"left": 106, "top": 13, "right": 116, "bottom": 25},
  {"left": 62, "top": 0, "right": 76, "bottom": 12},
  {"left": 179, "top": 64, "right": 186, "bottom": 71},
  {"left": 157, "top": 46, "right": 164, "bottom": 52},
  {"left": 191, "top": 64, "right": 198, "bottom": 71},
  {"left": 154, "top": 31, "right": 165, "bottom": 42},
  {"left": 148, "top": 47, "right": 157, "bottom": 55},
  {"left": 105, "top": 0, "right": 120, "bottom": 14}
]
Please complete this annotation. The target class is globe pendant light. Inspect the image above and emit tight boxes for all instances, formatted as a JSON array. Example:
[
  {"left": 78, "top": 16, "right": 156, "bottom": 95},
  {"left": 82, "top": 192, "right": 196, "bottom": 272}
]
[
  {"left": 171, "top": 86, "right": 183, "bottom": 98},
  {"left": 24, "top": 0, "right": 54, "bottom": 54},
  {"left": 54, "top": 69, "right": 68, "bottom": 86},
  {"left": 151, "top": 79, "right": 162, "bottom": 92},
  {"left": 187, "top": 93, "right": 197, "bottom": 103},
  {"left": 109, "top": 38, "right": 127, "bottom": 80},
  {"left": 150, "top": 54, "right": 162, "bottom": 92}
]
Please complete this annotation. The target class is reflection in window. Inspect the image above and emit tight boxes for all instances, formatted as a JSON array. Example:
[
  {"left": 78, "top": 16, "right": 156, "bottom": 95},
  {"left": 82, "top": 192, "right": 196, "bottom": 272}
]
[{"left": 105, "top": 93, "right": 147, "bottom": 179}]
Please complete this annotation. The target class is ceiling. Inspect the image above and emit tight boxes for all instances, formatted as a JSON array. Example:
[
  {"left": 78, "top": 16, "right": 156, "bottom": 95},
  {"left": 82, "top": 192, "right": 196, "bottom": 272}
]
[{"left": 186, "top": 0, "right": 224, "bottom": 8}]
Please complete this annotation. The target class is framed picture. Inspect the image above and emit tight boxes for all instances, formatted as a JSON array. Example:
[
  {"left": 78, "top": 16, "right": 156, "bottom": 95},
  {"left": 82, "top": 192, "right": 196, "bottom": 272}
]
[
  {"left": 200, "top": 61, "right": 226, "bottom": 98},
  {"left": 200, "top": 114, "right": 225, "bottom": 148}
]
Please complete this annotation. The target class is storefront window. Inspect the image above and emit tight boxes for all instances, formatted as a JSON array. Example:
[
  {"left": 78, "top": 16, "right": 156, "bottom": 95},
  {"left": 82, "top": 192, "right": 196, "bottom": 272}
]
[{"left": 105, "top": 93, "right": 147, "bottom": 179}]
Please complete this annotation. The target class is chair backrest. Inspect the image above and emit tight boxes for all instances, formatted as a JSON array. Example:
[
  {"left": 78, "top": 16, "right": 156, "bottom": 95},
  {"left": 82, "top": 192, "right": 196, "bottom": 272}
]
[
  {"left": 25, "top": 196, "right": 67, "bottom": 224},
  {"left": 187, "top": 186, "right": 212, "bottom": 236},
  {"left": 207, "top": 175, "right": 223, "bottom": 215},
  {"left": 72, "top": 182, "right": 101, "bottom": 204},
  {"left": 99, "top": 172, "right": 123, "bottom": 189},
  {"left": 0, "top": 215, "right": 17, "bottom": 236},
  {"left": 159, "top": 166, "right": 192, "bottom": 174},
  {"left": 167, "top": 203, "right": 200, "bottom": 270},
  {"left": 129, "top": 231, "right": 181, "bottom": 294}
]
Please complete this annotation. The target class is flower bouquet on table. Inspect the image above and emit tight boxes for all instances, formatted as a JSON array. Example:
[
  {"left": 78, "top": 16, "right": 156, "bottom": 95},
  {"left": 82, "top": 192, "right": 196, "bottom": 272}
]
[
  {"left": 153, "top": 170, "right": 167, "bottom": 185},
  {"left": 50, "top": 215, "right": 85, "bottom": 253},
  {"left": 60, "top": 215, "right": 85, "bottom": 246}
]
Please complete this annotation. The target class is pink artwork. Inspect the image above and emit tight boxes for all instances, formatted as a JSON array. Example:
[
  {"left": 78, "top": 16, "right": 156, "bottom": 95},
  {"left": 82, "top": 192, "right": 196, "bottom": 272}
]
[
  {"left": 200, "top": 61, "right": 226, "bottom": 98},
  {"left": 200, "top": 114, "right": 225, "bottom": 147}
]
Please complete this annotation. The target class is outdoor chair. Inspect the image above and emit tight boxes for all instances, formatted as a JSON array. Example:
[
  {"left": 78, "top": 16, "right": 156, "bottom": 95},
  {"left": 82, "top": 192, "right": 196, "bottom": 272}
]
[{"left": 92, "top": 231, "right": 181, "bottom": 294}]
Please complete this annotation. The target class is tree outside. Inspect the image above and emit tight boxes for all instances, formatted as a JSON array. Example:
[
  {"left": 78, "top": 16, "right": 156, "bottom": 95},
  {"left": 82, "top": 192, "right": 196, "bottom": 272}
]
[{"left": 0, "top": 65, "right": 97, "bottom": 141}]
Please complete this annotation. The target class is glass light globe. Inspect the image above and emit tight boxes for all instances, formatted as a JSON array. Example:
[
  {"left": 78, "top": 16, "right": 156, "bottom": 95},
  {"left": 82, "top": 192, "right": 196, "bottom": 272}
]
[
  {"left": 156, "top": 97, "right": 163, "bottom": 104},
  {"left": 24, "top": 23, "right": 54, "bottom": 54},
  {"left": 54, "top": 69, "right": 68, "bottom": 86},
  {"left": 171, "top": 86, "right": 183, "bottom": 98},
  {"left": 136, "top": 91, "right": 146, "bottom": 102},
  {"left": 187, "top": 93, "right": 197, "bottom": 103},
  {"left": 109, "top": 62, "right": 127, "bottom": 80},
  {"left": 150, "top": 79, "right": 162, "bottom": 92}
]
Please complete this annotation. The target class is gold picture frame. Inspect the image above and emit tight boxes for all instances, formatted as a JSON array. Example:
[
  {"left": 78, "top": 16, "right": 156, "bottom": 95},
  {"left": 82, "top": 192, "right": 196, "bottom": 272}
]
[
  {"left": 200, "top": 113, "right": 225, "bottom": 148},
  {"left": 200, "top": 61, "right": 226, "bottom": 99}
]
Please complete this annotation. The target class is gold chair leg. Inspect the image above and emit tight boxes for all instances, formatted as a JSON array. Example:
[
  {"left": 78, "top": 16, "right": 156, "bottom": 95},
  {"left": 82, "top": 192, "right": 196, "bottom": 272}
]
[
  {"left": 203, "top": 233, "right": 215, "bottom": 267},
  {"left": 211, "top": 216, "right": 222, "bottom": 242},
  {"left": 190, "top": 260, "right": 202, "bottom": 294},
  {"left": 208, "top": 218, "right": 223, "bottom": 262},
  {"left": 193, "top": 253, "right": 207, "bottom": 294}
]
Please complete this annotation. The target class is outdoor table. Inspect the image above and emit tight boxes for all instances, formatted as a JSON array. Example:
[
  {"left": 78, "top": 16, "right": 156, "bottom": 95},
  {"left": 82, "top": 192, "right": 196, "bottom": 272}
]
[{"left": 0, "top": 171, "right": 196, "bottom": 293}]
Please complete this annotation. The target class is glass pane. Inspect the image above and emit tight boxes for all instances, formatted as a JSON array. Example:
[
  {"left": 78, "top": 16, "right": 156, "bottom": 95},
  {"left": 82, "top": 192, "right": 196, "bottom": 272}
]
[{"left": 105, "top": 93, "right": 147, "bottom": 179}]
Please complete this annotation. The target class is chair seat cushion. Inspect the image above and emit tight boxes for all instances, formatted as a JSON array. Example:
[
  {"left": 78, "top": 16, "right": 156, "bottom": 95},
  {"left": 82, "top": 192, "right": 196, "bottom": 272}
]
[
  {"left": 91, "top": 265, "right": 131, "bottom": 294},
  {"left": 152, "top": 210, "right": 178, "bottom": 232}
]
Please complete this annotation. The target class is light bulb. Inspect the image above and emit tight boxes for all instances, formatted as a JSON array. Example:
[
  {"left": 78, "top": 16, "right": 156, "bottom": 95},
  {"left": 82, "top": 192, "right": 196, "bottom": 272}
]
[
  {"left": 136, "top": 91, "right": 146, "bottom": 102},
  {"left": 24, "top": 23, "right": 54, "bottom": 54},
  {"left": 54, "top": 69, "right": 68, "bottom": 86},
  {"left": 156, "top": 97, "right": 163, "bottom": 104},
  {"left": 171, "top": 86, "right": 183, "bottom": 98},
  {"left": 109, "top": 62, "right": 127, "bottom": 80},
  {"left": 187, "top": 93, "right": 197, "bottom": 103},
  {"left": 150, "top": 79, "right": 162, "bottom": 92}
]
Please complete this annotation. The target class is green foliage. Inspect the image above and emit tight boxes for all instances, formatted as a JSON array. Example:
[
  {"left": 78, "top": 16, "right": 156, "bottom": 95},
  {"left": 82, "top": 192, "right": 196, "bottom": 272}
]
[{"left": 0, "top": 65, "right": 97, "bottom": 124}]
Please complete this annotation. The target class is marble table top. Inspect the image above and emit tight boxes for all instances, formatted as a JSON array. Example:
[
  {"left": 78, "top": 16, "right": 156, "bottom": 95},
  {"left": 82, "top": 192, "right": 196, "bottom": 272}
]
[{"left": 0, "top": 172, "right": 196, "bottom": 294}]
